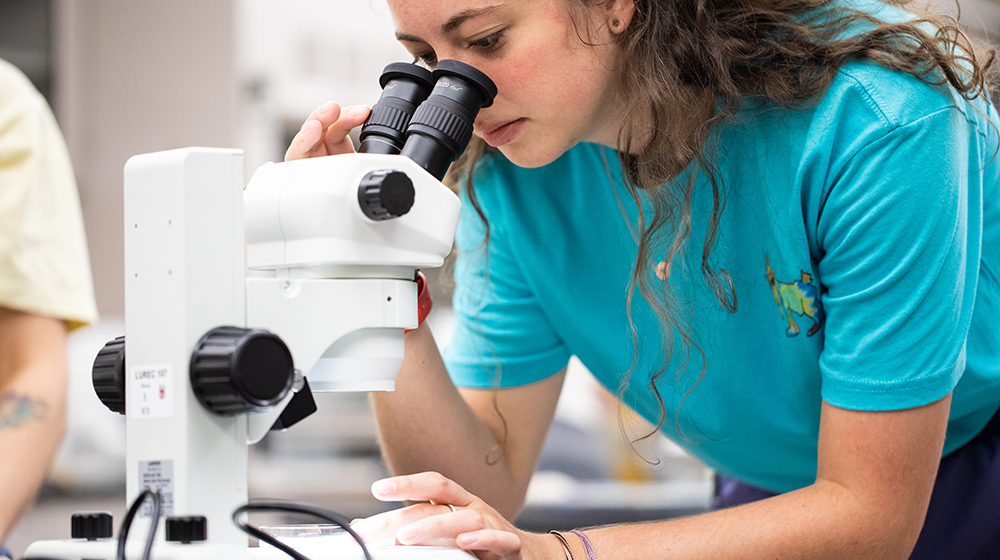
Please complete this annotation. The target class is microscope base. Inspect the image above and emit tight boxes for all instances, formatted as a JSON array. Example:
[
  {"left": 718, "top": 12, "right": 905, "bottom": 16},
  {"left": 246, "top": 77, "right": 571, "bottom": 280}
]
[{"left": 23, "top": 539, "right": 474, "bottom": 559}]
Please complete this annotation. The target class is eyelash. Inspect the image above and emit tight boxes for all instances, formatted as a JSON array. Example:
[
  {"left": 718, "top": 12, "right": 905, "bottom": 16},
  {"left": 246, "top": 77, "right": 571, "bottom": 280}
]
[
  {"left": 414, "top": 52, "right": 437, "bottom": 67},
  {"left": 468, "top": 30, "right": 506, "bottom": 54},
  {"left": 412, "top": 30, "right": 507, "bottom": 68}
]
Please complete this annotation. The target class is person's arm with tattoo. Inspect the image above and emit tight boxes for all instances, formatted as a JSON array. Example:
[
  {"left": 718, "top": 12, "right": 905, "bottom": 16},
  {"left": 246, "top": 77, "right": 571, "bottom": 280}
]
[
  {"left": 0, "top": 307, "right": 69, "bottom": 547},
  {"left": 0, "top": 58, "right": 97, "bottom": 559}
]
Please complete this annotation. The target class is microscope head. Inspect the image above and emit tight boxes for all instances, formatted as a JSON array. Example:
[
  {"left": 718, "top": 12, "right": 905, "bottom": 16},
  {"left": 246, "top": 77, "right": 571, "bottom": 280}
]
[
  {"left": 245, "top": 60, "right": 496, "bottom": 278},
  {"left": 242, "top": 61, "right": 496, "bottom": 394}
]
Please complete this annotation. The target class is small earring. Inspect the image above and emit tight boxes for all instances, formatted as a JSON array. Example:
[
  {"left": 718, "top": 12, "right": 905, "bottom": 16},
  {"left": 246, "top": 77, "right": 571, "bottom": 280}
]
[{"left": 612, "top": 18, "right": 620, "bottom": 28}]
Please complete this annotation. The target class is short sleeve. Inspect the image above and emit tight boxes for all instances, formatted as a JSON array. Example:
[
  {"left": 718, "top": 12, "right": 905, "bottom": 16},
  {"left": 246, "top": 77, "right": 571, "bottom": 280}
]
[
  {"left": 0, "top": 60, "right": 98, "bottom": 328},
  {"left": 817, "top": 105, "right": 977, "bottom": 410},
  {"left": 442, "top": 159, "right": 571, "bottom": 388}
]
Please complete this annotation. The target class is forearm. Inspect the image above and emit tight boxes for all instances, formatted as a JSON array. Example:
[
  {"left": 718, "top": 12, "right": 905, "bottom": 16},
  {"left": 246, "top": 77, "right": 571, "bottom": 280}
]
[
  {"left": 572, "top": 397, "right": 951, "bottom": 560},
  {"left": 0, "top": 309, "right": 70, "bottom": 541},
  {"left": 0, "top": 361, "right": 68, "bottom": 541},
  {"left": 371, "top": 324, "right": 526, "bottom": 518},
  {"left": 576, "top": 480, "right": 921, "bottom": 560}
]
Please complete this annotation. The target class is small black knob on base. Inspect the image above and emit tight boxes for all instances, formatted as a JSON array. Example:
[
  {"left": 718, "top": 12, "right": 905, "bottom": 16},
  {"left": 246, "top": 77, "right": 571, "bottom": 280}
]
[
  {"left": 71, "top": 512, "right": 113, "bottom": 540},
  {"left": 165, "top": 516, "right": 207, "bottom": 544}
]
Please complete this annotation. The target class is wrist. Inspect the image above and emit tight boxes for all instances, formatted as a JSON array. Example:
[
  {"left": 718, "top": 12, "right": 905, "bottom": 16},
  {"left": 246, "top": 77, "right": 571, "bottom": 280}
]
[
  {"left": 549, "top": 530, "right": 586, "bottom": 560},
  {"left": 568, "top": 530, "right": 597, "bottom": 560},
  {"left": 539, "top": 531, "right": 573, "bottom": 560}
]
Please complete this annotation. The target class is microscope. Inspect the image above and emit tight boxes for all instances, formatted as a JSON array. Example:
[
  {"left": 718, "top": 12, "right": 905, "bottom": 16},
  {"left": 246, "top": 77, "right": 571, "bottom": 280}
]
[{"left": 25, "top": 60, "right": 496, "bottom": 560}]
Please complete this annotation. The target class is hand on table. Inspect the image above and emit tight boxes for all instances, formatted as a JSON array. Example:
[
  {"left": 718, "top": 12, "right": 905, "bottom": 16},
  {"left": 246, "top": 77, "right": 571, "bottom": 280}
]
[{"left": 351, "top": 472, "right": 555, "bottom": 560}]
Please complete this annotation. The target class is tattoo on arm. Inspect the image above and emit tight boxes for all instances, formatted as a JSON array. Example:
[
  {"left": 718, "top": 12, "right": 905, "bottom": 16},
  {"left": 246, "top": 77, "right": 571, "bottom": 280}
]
[{"left": 0, "top": 392, "right": 49, "bottom": 430}]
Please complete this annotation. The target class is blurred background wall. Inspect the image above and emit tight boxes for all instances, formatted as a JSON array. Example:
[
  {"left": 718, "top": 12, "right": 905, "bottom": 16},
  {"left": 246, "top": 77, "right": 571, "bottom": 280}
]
[
  {"left": 0, "top": 0, "right": 997, "bottom": 556},
  {"left": 54, "top": 0, "right": 239, "bottom": 315}
]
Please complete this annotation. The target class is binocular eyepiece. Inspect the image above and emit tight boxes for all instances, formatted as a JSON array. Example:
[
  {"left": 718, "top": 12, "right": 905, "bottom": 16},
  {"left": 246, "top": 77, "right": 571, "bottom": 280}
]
[{"left": 359, "top": 60, "right": 497, "bottom": 181}]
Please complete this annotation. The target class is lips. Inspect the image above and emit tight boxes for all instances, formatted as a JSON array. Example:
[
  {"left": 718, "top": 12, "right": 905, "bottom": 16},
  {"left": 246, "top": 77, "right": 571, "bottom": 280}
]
[{"left": 481, "top": 118, "right": 526, "bottom": 148}]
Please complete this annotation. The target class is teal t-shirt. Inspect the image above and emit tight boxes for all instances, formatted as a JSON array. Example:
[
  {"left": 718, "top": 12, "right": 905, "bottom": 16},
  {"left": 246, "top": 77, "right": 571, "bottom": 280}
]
[{"left": 442, "top": 56, "right": 1000, "bottom": 491}]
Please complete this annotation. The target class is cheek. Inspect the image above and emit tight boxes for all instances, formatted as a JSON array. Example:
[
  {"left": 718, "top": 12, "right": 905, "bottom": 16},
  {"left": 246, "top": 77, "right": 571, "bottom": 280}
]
[
  {"left": 481, "top": 5, "right": 602, "bottom": 110},
  {"left": 487, "top": 44, "right": 597, "bottom": 113}
]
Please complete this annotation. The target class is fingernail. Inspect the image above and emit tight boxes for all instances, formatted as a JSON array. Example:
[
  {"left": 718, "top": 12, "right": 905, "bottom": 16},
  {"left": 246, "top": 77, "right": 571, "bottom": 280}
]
[
  {"left": 398, "top": 523, "right": 420, "bottom": 540},
  {"left": 371, "top": 479, "right": 395, "bottom": 496},
  {"left": 319, "top": 101, "right": 334, "bottom": 114},
  {"left": 301, "top": 119, "right": 317, "bottom": 133},
  {"left": 457, "top": 533, "right": 478, "bottom": 546},
  {"left": 349, "top": 105, "right": 369, "bottom": 118}
]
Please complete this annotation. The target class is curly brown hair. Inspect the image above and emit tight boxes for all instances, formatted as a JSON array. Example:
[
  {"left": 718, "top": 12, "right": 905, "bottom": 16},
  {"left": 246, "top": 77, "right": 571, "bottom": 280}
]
[{"left": 449, "top": 0, "right": 996, "bottom": 444}]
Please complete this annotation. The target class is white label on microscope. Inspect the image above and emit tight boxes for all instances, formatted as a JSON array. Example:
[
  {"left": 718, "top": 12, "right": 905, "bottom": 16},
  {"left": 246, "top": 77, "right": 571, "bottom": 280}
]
[
  {"left": 138, "top": 460, "right": 175, "bottom": 517},
  {"left": 129, "top": 363, "right": 173, "bottom": 418}
]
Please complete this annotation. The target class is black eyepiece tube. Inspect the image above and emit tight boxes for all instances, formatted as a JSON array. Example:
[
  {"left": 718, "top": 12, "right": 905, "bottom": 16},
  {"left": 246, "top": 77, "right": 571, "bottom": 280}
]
[
  {"left": 400, "top": 60, "right": 498, "bottom": 180},
  {"left": 359, "top": 63, "right": 435, "bottom": 154}
]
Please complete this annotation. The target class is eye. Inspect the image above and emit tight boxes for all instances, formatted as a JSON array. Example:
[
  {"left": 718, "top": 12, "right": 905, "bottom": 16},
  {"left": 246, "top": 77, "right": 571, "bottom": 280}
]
[
  {"left": 468, "top": 30, "right": 506, "bottom": 55},
  {"left": 412, "top": 51, "right": 438, "bottom": 69}
]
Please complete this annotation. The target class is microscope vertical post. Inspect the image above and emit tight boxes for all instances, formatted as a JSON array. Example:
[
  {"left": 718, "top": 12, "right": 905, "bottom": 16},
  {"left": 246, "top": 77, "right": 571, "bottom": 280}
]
[{"left": 123, "top": 147, "right": 248, "bottom": 547}]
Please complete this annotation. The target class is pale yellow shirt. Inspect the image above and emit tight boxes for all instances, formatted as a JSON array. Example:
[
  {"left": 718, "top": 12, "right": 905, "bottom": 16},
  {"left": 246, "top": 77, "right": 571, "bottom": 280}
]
[{"left": 0, "top": 58, "right": 97, "bottom": 329}]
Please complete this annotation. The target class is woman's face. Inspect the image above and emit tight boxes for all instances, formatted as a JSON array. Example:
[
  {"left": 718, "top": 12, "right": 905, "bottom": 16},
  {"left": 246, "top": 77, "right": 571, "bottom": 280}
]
[{"left": 386, "top": 0, "right": 624, "bottom": 168}]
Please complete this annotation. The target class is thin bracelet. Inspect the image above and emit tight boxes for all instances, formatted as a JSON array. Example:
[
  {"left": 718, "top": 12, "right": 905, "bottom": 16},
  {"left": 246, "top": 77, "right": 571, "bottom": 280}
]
[
  {"left": 569, "top": 530, "right": 597, "bottom": 560},
  {"left": 548, "top": 530, "right": 575, "bottom": 560}
]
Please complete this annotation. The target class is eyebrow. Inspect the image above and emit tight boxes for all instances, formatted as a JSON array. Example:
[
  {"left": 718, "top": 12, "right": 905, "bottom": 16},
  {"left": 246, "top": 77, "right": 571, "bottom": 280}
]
[{"left": 395, "top": 5, "right": 503, "bottom": 43}]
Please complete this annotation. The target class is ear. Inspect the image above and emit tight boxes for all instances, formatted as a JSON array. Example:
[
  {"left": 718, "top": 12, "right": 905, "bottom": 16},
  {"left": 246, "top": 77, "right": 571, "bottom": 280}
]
[{"left": 604, "top": 0, "right": 636, "bottom": 32}]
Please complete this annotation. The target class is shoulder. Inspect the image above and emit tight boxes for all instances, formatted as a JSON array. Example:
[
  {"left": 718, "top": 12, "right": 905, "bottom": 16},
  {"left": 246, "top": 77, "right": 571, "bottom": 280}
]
[
  {"left": 796, "top": 59, "right": 998, "bottom": 190},
  {"left": 829, "top": 61, "right": 977, "bottom": 132},
  {"left": 0, "top": 59, "right": 54, "bottom": 158},
  {"left": 0, "top": 58, "right": 45, "bottom": 121}
]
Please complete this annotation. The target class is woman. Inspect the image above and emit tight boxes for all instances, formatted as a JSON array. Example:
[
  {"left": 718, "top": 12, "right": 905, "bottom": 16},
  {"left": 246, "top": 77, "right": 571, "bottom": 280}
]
[{"left": 286, "top": 0, "right": 1000, "bottom": 558}]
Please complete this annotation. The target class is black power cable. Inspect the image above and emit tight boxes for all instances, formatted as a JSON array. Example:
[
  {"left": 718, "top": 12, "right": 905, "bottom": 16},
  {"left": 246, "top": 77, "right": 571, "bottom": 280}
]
[
  {"left": 117, "top": 489, "right": 162, "bottom": 560},
  {"left": 232, "top": 501, "right": 373, "bottom": 560}
]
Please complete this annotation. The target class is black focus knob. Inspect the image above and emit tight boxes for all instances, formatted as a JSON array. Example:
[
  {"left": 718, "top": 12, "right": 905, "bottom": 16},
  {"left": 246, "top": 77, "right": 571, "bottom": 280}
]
[
  {"left": 165, "top": 516, "right": 207, "bottom": 544},
  {"left": 189, "top": 326, "right": 294, "bottom": 416},
  {"left": 92, "top": 336, "right": 126, "bottom": 415},
  {"left": 358, "top": 170, "right": 415, "bottom": 221},
  {"left": 71, "top": 512, "right": 113, "bottom": 540}
]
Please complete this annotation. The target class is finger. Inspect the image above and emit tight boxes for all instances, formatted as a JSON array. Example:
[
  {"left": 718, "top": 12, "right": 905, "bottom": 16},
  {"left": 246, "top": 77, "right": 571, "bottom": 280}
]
[
  {"left": 284, "top": 101, "right": 343, "bottom": 161},
  {"left": 284, "top": 118, "right": 326, "bottom": 161},
  {"left": 395, "top": 507, "right": 490, "bottom": 548},
  {"left": 351, "top": 501, "right": 454, "bottom": 542},
  {"left": 371, "top": 472, "right": 477, "bottom": 508},
  {"left": 306, "top": 100, "right": 341, "bottom": 127},
  {"left": 455, "top": 528, "right": 522, "bottom": 556},
  {"left": 322, "top": 105, "right": 370, "bottom": 155}
]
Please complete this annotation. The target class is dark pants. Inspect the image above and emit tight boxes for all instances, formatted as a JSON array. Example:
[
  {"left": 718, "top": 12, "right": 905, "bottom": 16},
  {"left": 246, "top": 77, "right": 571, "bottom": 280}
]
[{"left": 714, "top": 406, "right": 1000, "bottom": 559}]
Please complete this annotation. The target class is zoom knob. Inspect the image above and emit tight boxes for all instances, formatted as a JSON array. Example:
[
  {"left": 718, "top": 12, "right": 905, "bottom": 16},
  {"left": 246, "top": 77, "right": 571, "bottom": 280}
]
[
  {"left": 92, "top": 336, "right": 126, "bottom": 415},
  {"left": 358, "top": 170, "right": 415, "bottom": 221},
  {"left": 189, "top": 326, "right": 294, "bottom": 416}
]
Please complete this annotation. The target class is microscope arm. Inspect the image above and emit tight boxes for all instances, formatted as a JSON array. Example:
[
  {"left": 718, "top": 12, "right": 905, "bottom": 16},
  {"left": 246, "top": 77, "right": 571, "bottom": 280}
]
[{"left": 243, "top": 275, "right": 417, "bottom": 443}]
